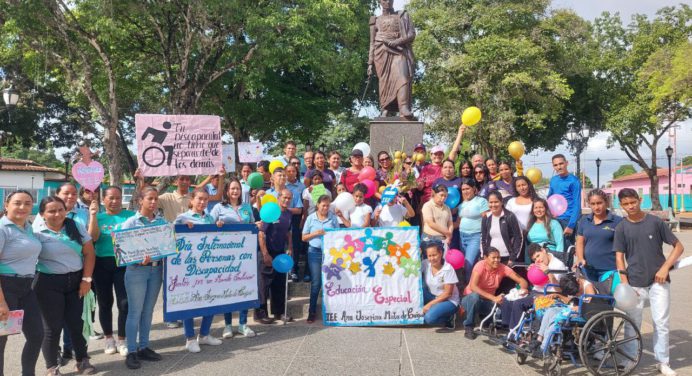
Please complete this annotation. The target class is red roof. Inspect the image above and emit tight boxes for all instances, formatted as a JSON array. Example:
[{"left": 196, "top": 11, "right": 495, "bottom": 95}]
[
  {"left": 612, "top": 164, "right": 692, "bottom": 182},
  {"left": 0, "top": 157, "right": 63, "bottom": 174}
]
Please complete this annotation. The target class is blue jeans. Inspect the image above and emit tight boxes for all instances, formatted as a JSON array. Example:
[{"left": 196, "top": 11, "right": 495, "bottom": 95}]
[
  {"left": 461, "top": 292, "right": 495, "bottom": 327},
  {"left": 423, "top": 287, "right": 457, "bottom": 325},
  {"left": 460, "top": 232, "right": 481, "bottom": 282},
  {"left": 183, "top": 315, "right": 214, "bottom": 339},
  {"left": 223, "top": 311, "right": 248, "bottom": 326},
  {"left": 307, "top": 247, "right": 323, "bottom": 315},
  {"left": 125, "top": 264, "right": 162, "bottom": 353}
]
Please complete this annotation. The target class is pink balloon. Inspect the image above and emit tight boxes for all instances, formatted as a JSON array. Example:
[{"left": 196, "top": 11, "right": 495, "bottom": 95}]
[
  {"left": 361, "top": 179, "right": 377, "bottom": 198},
  {"left": 527, "top": 265, "right": 549, "bottom": 286},
  {"left": 445, "top": 249, "right": 465, "bottom": 270},
  {"left": 358, "top": 166, "right": 376, "bottom": 182},
  {"left": 547, "top": 194, "right": 568, "bottom": 217}
]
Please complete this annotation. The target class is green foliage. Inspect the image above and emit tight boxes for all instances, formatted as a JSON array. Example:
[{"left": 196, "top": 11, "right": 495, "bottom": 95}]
[
  {"left": 683, "top": 156, "right": 692, "bottom": 166},
  {"left": 612, "top": 164, "right": 637, "bottom": 179},
  {"left": 1, "top": 140, "right": 62, "bottom": 169},
  {"left": 309, "top": 112, "right": 370, "bottom": 161}
]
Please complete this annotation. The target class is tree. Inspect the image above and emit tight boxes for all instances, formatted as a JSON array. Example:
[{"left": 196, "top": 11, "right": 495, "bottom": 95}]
[
  {"left": 612, "top": 164, "right": 637, "bottom": 179},
  {"left": 683, "top": 156, "right": 692, "bottom": 166},
  {"left": 595, "top": 6, "right": 692, "bottom": 210}
]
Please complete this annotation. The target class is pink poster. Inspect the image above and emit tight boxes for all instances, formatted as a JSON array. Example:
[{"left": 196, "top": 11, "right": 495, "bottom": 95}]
[{"left": 135, "top": 114, "right": 222, "bottom": 177}]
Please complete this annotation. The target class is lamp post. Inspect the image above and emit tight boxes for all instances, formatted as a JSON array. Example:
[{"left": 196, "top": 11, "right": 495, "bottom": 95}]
[
  {"left": 62, "top": 152, "right": 72, "bottom": 179},
  {"left": 666, "top": 145, "right": 673, "bottom": 211},
  {"left": 566, "top": 126, "right": 591, "bottom": 179},
  {"left": 319, "top": 143, "right": 326, "bottom": 153},
  {"left": 2, "top": 84, "right": 19, "bottom": 123},
  {"left": 305, "top": 142, "right": 312, "bottom": 152},
  {"left": 595, "top": 158, "right": 601, "bottom": 189}
]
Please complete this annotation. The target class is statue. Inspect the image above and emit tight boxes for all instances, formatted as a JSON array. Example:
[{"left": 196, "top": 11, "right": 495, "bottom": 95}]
[{"left": 367, "top": 0, "right": 416, "bottom": 120}]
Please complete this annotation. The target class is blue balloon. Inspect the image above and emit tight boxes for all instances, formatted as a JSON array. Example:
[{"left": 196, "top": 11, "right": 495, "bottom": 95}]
[
  {"left": 445, "top": 186, "right": 461, "bottom": 208},
  {"left": 272, "top": 254, "right": 294, "bottom": 273},
  {"left": 260, "top": 202, "right": 281, "bottom": 223}
]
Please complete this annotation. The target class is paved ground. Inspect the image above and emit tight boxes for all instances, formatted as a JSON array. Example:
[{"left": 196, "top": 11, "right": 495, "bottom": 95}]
[{"left": 5, "top": 231, "right": 692, "bottom": 376}]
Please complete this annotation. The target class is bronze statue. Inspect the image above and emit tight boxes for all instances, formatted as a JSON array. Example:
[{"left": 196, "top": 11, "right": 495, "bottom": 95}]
[{"left": 368, "top": 0, "right": 416, "bottom": 120}]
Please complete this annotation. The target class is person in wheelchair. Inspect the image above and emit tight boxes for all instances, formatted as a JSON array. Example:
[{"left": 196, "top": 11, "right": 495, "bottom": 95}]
[
  {"left": 528, "top": 272, "right": 595, "bottom": 357},
  {"left": 461, "top": 247, "right": 528, "bottom": 340}
]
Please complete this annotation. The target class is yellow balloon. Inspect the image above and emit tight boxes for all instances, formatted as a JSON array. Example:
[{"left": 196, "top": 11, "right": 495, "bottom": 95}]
[
  {"left": 378, "top": 185, "right": 386, "bottom": 194},
  {"left": 268, "top": 160, "right": 285, "bottom": 174},
  {"left": 508, "top": 141, "right": 525, "bottom": 160},
  {"left": 525, "top": 168, "right": 542, "bottom": 185},
  {"left": 399, "top": 220, "right": 411, "bottom": 227},
  {"left": 261, "top": 194, "right": 278, "bottom": 206},
  {"left": 461, "top": 106, "right": 482, "bottom": 126}
]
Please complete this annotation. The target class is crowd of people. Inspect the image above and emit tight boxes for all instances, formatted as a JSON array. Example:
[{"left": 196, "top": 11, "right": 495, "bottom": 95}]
[{"left": 0, "top": 132, "right": 684, "bottom": 375}]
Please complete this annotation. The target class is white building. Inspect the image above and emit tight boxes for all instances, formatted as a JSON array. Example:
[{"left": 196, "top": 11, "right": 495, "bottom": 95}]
[{"left": 0, "top": 157, "right": 67, "bottom": 201}]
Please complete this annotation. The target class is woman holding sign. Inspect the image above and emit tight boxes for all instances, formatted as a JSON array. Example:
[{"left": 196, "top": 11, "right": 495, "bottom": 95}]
[
  {"left": 0, "top": 191, "right": 44, "bottom": 376},
  {"left": 120, "top": 187, "right": 166, "bottom": 370},
  {"left": 34, "top": 196, "right": 97, "bottom": 375},
  {"left": 210, "top": 178, "right": 258, "bottom": 338}
]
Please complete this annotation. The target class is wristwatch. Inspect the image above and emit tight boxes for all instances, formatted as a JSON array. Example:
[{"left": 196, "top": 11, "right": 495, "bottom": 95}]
[{"left": 82, "top": 277, "right": 93, "bottom": 283}]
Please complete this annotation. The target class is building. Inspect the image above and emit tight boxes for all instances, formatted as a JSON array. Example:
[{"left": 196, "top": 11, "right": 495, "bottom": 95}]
[
  {"left": 0, "top": 157, "right": 68, "bottom": 213},
  {"left": 602, "top": 165, "right": 692, "bottom": 212}
]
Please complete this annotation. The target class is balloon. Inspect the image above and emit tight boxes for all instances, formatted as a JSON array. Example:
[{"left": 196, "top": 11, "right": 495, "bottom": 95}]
[
  {"left": 508, "top": 141, "right": 525, "bottom": 160},
  {"left": 399, "top": 220, "right": 411, "bottom": 227},
  {"left": 260, "top": 194, "right": 278, "bottom": 206},
  {"left": 272, "top": 254, "right": 294, "bottom": 274},
  {"left": 445, "top": 249, "right": 465, "bottom": 270},
  {"left": 378, "top": 186, "right": 386, "bottom": 194},
  {"left": 527, "top": 265, "right": 549, "bottom": 286},
  {"left": 445, "top": 186, "right": 461, "bottom": 208},
  {"left": 353, "top": 142, "right": 371, "bottom": 157},
  {"left": 525, "top": 168, "right": 542, "bottom": 185},
  {"left": 269, "top": 160, "right": 285, "bottom": 174},
  {"left": 247, "top": 172, "right": 264, "bottom": 189},
  {"left": 361, "top": 179, "right": 377, "bottom": 198},
  {"left": 547, "top": 194, "right": 568, "bottom": 217},
  {"left": 461, "top": 106, "right": 482, "bottom": 126},
  {"left": 259, "top": 202, "right": 281, "bottom": 223},
  {"left": 332, "top": 192, "right": 355, "bottom": 213},
  {"left": 614, "top": 283, "right": 639, "bottom": 311},
  {"left": 358, "top": 166, "right": 376, "bottom": 181}
]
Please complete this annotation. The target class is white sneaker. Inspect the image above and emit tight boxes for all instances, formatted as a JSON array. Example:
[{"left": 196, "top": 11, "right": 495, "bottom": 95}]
[
  {"left": 198, "top": 335, "right": 222, "bottom": 346},
  {"left": 104, "top": 337, "right": 117, "bottom": 355},
  {"left": 89, "top": 331, "right": 104, "bottom": 341},
  {"left": 222, "top": 325, "right": 234, "bottom": 339},
  {"left": 185, "top": 339, "right": 201, "bottom": 353},
  {"left": 166, "top": 321, "right": 182, "bottom": 329},
  {"left": 657, "top": 363, "right": 677, "bottom": 376},
  {"left": 117, "top": 341, "right": 128, "bottom": 356},
  {"left": 238, "top": 324, "right": 256, "bottom": 337}
]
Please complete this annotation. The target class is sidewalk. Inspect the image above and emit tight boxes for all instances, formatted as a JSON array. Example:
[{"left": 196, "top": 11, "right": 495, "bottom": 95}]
[{"left": 5, "top": 231, "right": 692, "bottom": 375}]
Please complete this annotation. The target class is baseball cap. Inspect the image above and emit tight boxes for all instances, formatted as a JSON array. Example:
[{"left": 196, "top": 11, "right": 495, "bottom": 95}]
[
  {"left": 351, "top": 149, "right": 364, "bottom": 157},
  {"left": 430, "top": 145, "right": 445, "bottom": 154},
  {"left": 413, "top": 143, "right": 426, "bottom": 152}
]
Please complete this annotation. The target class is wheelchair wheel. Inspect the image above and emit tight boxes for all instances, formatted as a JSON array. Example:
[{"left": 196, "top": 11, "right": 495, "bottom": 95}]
[
  {"left": 579, "top": 310, "right": 642, "bottom": 375},
  {"left": 543, "top": 344, "right": 562, "bottom": 376}
]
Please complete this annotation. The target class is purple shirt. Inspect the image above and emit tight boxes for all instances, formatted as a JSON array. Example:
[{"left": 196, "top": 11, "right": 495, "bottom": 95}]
[
  {"left": 304, "top": 168, "right": 336, "bottom": 192},
  {"left": 260, "top": 209, "right": 292, "bottom": 256}
]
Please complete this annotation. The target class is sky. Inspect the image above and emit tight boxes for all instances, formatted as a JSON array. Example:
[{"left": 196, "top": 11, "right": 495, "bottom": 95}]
[{"left": 392, "top": 0, "right": 692, "bottom": 185}]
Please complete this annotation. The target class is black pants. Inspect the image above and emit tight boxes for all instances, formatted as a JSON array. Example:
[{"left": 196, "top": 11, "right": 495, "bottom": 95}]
[
  {"left": 0, "top": 275, "right": 43, "bottom": 376},
  {"left": 93, "top": 256, "right": 128, "bottom": 337},
  {"left": 290, "top": 214, "right": 307, "bottom": 276},
  {"left": 34, "top": 271, "right": 88, "bottom": 369},
  {"left": 260, "top": 265, "right": 286, "bottom": 317}
]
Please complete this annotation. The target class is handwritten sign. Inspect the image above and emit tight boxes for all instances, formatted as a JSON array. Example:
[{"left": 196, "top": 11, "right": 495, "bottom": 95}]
[
  {"left": 163, "top": 224, "right": 260, "bottom": 321},
  {"left": 112, "top": 223, "right": 178, "bottom": 266},
  {"left": 310, "top": 183, "right": 328, "bottom": 205},
  {"left": 0, "top": 310, "right": 23, "bottom": 336},
  {"left": 72, "top": 145, "right": 104, "bottom": 192},
  {"left": 237, "top": 142, "right": 264, "bottom": 163},
  {"left": 222, "top": 143, "right": 236, "bottom": 172},
  {"left": 321, "top": 227, "right": 424, "bottom": 326},
  {"left": 135, "top": 114, "right": 222, "bottom": 177}
]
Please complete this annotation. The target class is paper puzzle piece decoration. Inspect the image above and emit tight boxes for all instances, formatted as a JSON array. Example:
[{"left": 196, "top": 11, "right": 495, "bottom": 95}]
[
  {"left": 382, "top": 232, "right": 396, "bottom": 254},
  {"left": 344, "top": 234, "right": 364, "bottom": 256},
  {"left": 348, "top": 261, "right": 362, "bottom": 275},
  {"left": 323, "top": 263, "right": 343, "bottom": 280},
  {"left": 400, "top": 257, "right": 421, "bottom": 278},
  {"left": 382, "top": 262, "right": 396, "bottom": 276},
  {"left": 362, "top": 255, "right": 381, "bottom": 278},
  {"left": 388, "top": 242, "right": 411, "bottom": 265},
  {"left": 330, "top": 247, "right": 352, "bottom": 268},
  {"left": 359, "top": 228, "right": 386, "bottom": 253}
]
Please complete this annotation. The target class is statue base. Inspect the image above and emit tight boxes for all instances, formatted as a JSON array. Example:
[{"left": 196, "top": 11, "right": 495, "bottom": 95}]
[{"left": 369, "top": 118, "right": 424, "bottom": 167}]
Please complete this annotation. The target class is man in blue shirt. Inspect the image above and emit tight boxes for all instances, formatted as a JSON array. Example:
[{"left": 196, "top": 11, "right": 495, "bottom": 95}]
[
  {"left": 548, "top": 154, "right": 581, "bottom": 264},
  {"left": 285, "top": 162, "right": 307, "bottom": 282}
]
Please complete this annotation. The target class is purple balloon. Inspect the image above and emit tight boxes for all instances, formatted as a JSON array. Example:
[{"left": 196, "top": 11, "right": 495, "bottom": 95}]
[{"left": 547, "top": 194, "right": 568, "bottom": 217}]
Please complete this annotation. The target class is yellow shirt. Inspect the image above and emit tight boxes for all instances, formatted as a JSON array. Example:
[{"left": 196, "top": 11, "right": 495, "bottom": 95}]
[{"left": 158, "top": 190, "right": 191, "bottom": 222}]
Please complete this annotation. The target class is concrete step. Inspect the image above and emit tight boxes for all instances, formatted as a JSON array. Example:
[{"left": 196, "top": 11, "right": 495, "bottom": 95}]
[
  {"left": 272, "top": 295, "right": 321, "bottom": 320},
  {"left": 288, "top": 281, "right": 311, "bottom": 298}
]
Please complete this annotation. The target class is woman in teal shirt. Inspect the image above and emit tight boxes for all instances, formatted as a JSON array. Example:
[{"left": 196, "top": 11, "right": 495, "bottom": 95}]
[
  {"left": 527, "top": 198, "right": 564, "bottom": 259},
  {"left": 458, "top": 179, "right": 488, "bottom": 281},
  {"left": 175, "top": 190, "right": 223, "bottom": 353},
  {"left": 90, "top": 186, "right": 134, "bottom": 356},
  {"left": 35, "top": 196, "right": 97, "bottom": 375}
]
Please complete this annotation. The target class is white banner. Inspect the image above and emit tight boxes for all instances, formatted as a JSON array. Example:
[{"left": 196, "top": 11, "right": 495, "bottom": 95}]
[{"left": 321, "top": 227, "right": 424, "bottom": 326}]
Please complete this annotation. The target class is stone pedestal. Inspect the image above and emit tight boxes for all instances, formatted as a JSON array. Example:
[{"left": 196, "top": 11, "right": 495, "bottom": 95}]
[{"left": 369, "top": 118, "right": 424, "bottom": 166}]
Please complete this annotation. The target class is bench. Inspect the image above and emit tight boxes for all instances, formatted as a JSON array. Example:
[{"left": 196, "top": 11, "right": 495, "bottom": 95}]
[{"left": 648, "top": 209, "right": 681, "bottom": 233}]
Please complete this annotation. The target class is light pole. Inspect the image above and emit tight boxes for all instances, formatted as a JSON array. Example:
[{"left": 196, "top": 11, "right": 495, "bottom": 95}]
[
  {"left": 595, "top": 158, "right": 601, "bottom": 189},
  {"left": 2, "top": 84, "right": 19, "bottom": 123},
  {"left": 666, "top": 145, "right": 673, "bottom": 211},
  {"left": 62, "top": 152, "right": 72, "bottom": 179},
  {"left": 566, "top": 127, "right": 591, "bottom": 179},
  {"left": 305, "top": 142, "right": 312, "bottom": 152}
]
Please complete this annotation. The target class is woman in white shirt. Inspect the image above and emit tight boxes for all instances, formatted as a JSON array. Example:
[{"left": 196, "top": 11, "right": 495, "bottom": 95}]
[
  {"left": 336, "top": 184, "right": 372, "bottom": 228},
  {"left": 504, "top": 176, "right": 537, "bottom": 231},
  {"left": 372, "top": 195, "right": 414, "bottom": 227},
  {"left": 422, "top": 244, "right": 459, "bottom": 328}
]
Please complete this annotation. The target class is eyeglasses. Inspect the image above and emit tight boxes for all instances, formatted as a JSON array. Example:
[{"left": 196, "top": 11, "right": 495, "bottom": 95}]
[
  {"left": 404, "top": 161, "right": 412, "bottom": 165},
  {"left": 291, "top": 162, "right": 301, "bottom": 165},
  {"left": 379, "top": 157, "right": 391, "bottom": 162},
  {"left": 474, "top": 170, "right": 485, "bottom": 175}
]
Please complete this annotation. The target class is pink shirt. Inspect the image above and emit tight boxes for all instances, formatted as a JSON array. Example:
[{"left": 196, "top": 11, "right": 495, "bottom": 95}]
[
  {"left": 417, "top": 163, "right": 442, "bottom": 203},
  {"left": 463, "top": 260, "right": 514, "bottom": 296}
]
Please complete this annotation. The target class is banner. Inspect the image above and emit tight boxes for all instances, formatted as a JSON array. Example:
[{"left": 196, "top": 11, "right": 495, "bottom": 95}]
[
  {"left": 163, "top": 224, "right": 260, "bottom": 322},
  {"left": 135, "top": 114, "right": 222, "bottom": 176},
  {"left": 321, "top": 227, "right": 424, "bottom": 326},
  {"left": 237, "top": 142, "right": 264, "bottom": 163},
  {"left": 112, "top": 223, "right": 178, "bottom": 266}
]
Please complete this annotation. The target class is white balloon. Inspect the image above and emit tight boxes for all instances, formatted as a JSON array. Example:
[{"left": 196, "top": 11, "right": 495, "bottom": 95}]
[
  {"left": 353, "top": 142, "right": 371, "bottom": 157},
  {"left": 614, "top": 283, "right": 639, "bottom": 311},
  {"left": 333, "top": 192, "right": 355, "bottom": 213}
]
